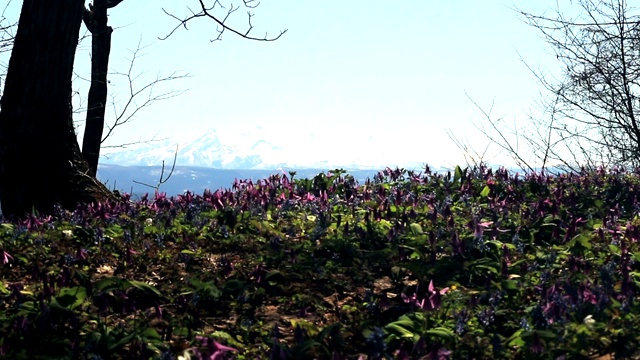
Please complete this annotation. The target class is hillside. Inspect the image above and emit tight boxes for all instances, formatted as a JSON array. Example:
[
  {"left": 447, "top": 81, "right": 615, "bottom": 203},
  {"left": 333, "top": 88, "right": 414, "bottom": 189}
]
[{"left": 1, "top": 166, "right": 639, "bottom": 359}]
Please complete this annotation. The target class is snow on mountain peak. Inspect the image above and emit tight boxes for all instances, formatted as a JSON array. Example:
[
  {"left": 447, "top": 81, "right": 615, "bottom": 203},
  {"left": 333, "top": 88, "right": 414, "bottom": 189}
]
[
  {"left": 101, "top": 127, "right": 426, "bottom": 170},
  {"left": 102, "top": 127, "right": 292, "bottom": 169}
]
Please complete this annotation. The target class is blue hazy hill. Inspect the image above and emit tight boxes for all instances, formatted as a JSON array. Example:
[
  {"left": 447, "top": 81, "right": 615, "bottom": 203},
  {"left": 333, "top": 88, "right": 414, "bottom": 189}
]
[{"left": 97, "top": 164, "right": 383, "bottom": 198}]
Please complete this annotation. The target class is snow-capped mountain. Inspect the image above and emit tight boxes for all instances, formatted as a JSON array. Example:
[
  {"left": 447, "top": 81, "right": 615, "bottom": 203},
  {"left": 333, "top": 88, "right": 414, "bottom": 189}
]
[
  {"left": 102, "top": 128, "right": 277, "bottom": 169},
  {"left": 101, "top": 128, "right": 409, "bottom": 170}
]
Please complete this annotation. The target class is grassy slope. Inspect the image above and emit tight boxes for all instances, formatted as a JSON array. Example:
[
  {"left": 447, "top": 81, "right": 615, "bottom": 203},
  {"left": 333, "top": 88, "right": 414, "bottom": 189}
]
[{"left": 1, "top": 166, "right": 640, "bottom": 359}]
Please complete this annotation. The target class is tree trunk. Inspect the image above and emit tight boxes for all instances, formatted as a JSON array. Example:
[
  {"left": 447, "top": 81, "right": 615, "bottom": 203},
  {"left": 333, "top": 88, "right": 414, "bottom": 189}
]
[
  {"left": 0, "top": 0, "right": 116, "bottom": 218},
  {"left": 82, "top": 0, "right": 112, "bottom": 178}
]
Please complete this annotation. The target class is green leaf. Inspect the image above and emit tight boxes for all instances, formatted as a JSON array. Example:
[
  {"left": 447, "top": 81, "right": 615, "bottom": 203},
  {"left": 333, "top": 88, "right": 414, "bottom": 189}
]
[
  {"left": 454, "top": 165, "right": 463, "bottom": 184},
  {"left": 379, "top": 219, "right": 393, "bottom": 230},
  {"left": 399, "top": 245, "right": 425, "bottom": 260},
  {"left": 127, "top": 280, "right": 162, "bottom": 297},
  {"left": 95, "top": 277, "right": 123, "bottom": 292},
  {"left": 75, "top": 269, "right": 89, "bottom": 284},
  {"left": 385, "top": 323, "right": 416, "bottom": 339},
  {"left": 507, "top": 329, "right": 525, "bottom": 347},
  {"left": 0, "top": 282, "right": 9, "bottom": 295},
  {"left": 210, "top": 331, "right": 244, "bottom": 348},
  {"left": 521, "top": 330, "right": 557, "bottom": 340},
  {"left": 389, "top": 314, "right": 418, "bottom": 328},
  {"left": 290, "top": 319, "right": 320, "bottom": 336},
  {"left": 189, "top": 278, "right": 206, "bottom": 289},
  {"left": 105, "top": 225, "right": 124, "bottom": 239},
  {"left": 53, "top": 286, "right": 87, "bottom": 310},
  {"left": 108, "top": 332, "right": 136, "bottom": 350},
  {"left": 317, "top": 323, "right": 340, "bottom": 342},
  {"left": 487, "top": 239, "right": 504, "bottom": 248},
  {"left": 426, "top": 327, "right": 455, "bottom": 341},
  {"left": 144, "top": 343, "right": 163, "bottom": 355},
  {"left": 140, "top": 327, "right": 162, "bottom": 341},
  {"left": 222, "top": 279, "right": 246, "bottom": 292},
  {"left": 189, "top": 278, "right": 221, "bottom": 299},
  {"left": 469, "top": 258, "right": 500, "bottom": 274},
  {"left": 568, "top": 233, "right": 592, "bottom": 249},
  {"left": 501, "top": 280, "right": 520, "bottom": 291},
  {"left": 265, "top": 270, "right": 286, "bottom": 283},
  {"left": 536, "top": 330, "right": 558, "bottom": 339},
  {"left": 409, "top": 223, "right": 423, "bottom": 235},
  {"left": 17, "top": 301, "right": 38, "bottom": 315},
  {"left": 480, "top": 185, "right": 490, "bottom": 197}
]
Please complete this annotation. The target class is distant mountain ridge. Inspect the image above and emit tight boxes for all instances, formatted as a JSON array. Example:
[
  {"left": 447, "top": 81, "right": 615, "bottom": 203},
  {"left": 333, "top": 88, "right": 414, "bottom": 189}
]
[
  {"left": 101, "top": 128, "right": 422, "bottom": 170},
  {"left": 102, "top": 129, "right": 269, "bottom": 169},
  {"left": 98, "top": 127, "right": 449, "bottom": 197},
  {"left": 97, "top": 164, "right": 382, "bottom": 198}
]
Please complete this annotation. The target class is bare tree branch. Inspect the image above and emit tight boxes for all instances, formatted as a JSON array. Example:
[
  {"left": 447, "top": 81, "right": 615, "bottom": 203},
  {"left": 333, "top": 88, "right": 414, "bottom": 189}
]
[
  {"left": 160, "top": 0, "right": 287, "bottom": 42},
  {"left": 466, "top": 0, "right": 640, "bottom": 173},
  {"left": 132, "top": 145, "right": 178, "bottom": 192},
  {"left": 516, "top": 0, "right": 640, "bottom": 167},
  {"left": 466, "top": 94, "right": 539, "bottom": 173},
  {"left": 445, "top": 129, "right": 492, "bottom": 169},
  {"left": 72, "top": 39, "right": 188, "bottom": 150},
  {"left": 0, "top": 0, "right": 17, "bottom": 97},
  {"left": 0, "top": 0, "right": 16, "bottom": 54},
  {"left": 101, "top": 39, "right": 189, "bottom": 145},
  {"left": 100, "top": 134, "right": 166, "bottom": 150}
]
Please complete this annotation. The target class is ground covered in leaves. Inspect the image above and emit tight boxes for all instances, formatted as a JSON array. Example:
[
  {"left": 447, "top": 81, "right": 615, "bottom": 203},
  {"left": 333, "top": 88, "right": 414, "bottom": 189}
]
[{"left": 2, "top": 166, "right": 640, "bottom": 359}]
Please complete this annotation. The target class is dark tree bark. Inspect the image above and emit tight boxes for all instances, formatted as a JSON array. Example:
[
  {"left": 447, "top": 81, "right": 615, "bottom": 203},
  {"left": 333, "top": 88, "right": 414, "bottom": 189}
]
[
  {"left": 82, "top": 0, "right": 113, "bottom": 178},
  {"left": 0, "top": 0, "right": 281, "bottom": 218},
  {"left": 0, "top": 0, "right": 115, "bottom": 218}
]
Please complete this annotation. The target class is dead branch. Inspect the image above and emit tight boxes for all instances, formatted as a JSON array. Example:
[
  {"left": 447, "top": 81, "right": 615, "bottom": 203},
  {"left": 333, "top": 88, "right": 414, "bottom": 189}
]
[
  {"left": 132, "top": 145, "right": 178, "bottom": 192},
  {"left": 445, "top": 129, "right": 492, "bottom": 169},
  {"left": 516, "top": 0, "right": 640, "bottom": 167},
  {"left": 101, "top": 39, "right": 189, "bottom": 145},
  {"left": 465, "top": 1, "right": 640, "bottom": 173},
  {"left": 160, "top": 0, "right": 287, "bottom": 42},
  {"left": 0, "top": 0, "right": 16, "bottom": 55}
]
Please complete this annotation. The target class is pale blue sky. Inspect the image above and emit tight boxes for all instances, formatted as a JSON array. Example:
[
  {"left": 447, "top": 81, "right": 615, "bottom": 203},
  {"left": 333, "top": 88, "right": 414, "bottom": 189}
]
[{"left": 2, "top": 1, "right": 562, "bottom": 169}]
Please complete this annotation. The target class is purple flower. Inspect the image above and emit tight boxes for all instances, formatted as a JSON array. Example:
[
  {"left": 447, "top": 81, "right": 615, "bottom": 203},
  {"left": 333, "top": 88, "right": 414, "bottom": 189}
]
[
  {"left": 1, "top": 248, "right": 13, "bottom": 265},
  {"left": 154, "top": 304, "right": 163, "bottom": 319},
  {"left": 402, "top": 280, "right": 449, "bottom": 311},
  {"left": 530, "top": 331, "right": 544, "bottom": 354},
  {"left": 251, "top": 264, "right": 266, "bottom": 284},
  {"left": 75, "top": 247, "right": 88, "bottom": 261},
  {"left": 428, "top": 280, "right": 449, "bottom": 310},
  {"left": 450, "top": 232, "right": 465, "bottom": 257},
  {"left": 475, "top": 221, "right": 493, "bottom": 237},
  {"left": 195, "top": 336, "right": 237, "bottom": 360},
  {"left": 125, "top": 247, "right": 138, "bottom": 265},
  {"left": 430, "top": 347, "right": 452, "bottom": 360},
  {"left": 394, "top": 349, "right": 410, "bottom": 359},
  {"left": 22, "top": 213, "right": 44, "bottom": 231}
]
